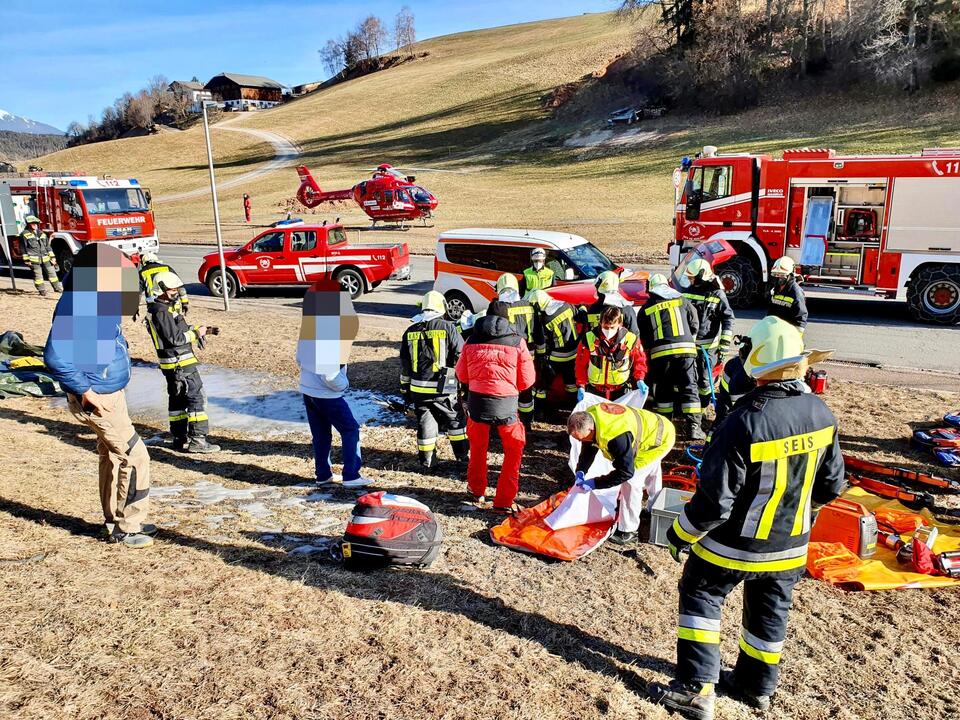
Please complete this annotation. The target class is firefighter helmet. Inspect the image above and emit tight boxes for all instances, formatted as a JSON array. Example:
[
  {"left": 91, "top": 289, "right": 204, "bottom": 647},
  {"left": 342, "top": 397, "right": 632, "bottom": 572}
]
[
  {"left": 684, "top": 257, "right": 715, "bottom": 282},
  {"left": 419, "top": 290, "right": 447, "bottom": 314},
  {"left": 771, "top": 256, "right": 796, "bottom": 277},
  {"left": 743, "top": 316, "right": 807, "bottom": 380},
  {"left": 25, "top": 215, "right": 41, "bottom": 224},
  {"left": 530, "top": 247, "right": 546, "bottom": 261},
  {"left": 495, "top": 273, "right": 519, "bottom": 294},
  {"left": 595, "top": 270, "right": 620, "bottom": 294},
  {"left": 141, "top": 251, "right": 159, "bottom": 264},
  {"left": 648, "top": 273, "right": 670, "bottom": 289},
  {"left": 527, "top": 289, "right": 550, "bottom": 310},
  {"left": 153, "top": 271, "right": 184, "bottom": 292}
]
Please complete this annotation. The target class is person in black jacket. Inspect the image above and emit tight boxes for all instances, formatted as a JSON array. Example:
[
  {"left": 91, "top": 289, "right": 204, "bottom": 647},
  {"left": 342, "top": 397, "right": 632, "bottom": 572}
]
[
  {"left": 706, "top": 336, "right": 756, "bottom": 444},
  {"left": 578, "top": 270, "right": 640, "bottom": 336},
  {"left": 767, "top": 256, "right": 808, "bottom": 332},
  {"left": 649, "top": 316, "right": 843, "bottom": 720},
  {"left": 400, "top": 291, "right": 468, "bottom": 468},
  {"left": 495, "top": 273, "right": 541, "bottom": 428},
  {"left": 19, "top": 215, "right": 62, "bottom": 295},
  {"left": 145, "top": 271, "right": 219, "bottom": 454},
  {"left": 681, "top": 258, "right": 735, "bottom": 410}
]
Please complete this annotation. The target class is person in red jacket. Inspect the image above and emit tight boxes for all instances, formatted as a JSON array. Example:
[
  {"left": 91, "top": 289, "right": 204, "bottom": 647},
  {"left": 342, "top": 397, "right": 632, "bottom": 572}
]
[
  {"left": 455, "top": 301, "right": 536, "bottom": 512},
  {"left": 575, "top": 306, "right": 647, "bottom": 401},
  {"left": 243, "top": 193, "right": 252, "bottom": 223}
]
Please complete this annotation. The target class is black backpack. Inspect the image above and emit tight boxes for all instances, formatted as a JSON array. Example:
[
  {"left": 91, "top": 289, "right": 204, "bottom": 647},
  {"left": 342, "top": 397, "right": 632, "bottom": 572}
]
[{"left": 341, "top": 492, "right": 442, "bottom": 570}]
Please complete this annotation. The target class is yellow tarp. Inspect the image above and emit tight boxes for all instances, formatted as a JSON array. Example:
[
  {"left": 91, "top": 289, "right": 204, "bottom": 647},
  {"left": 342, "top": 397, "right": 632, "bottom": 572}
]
[{"left": 806, "top": 488, "right": 960, "bottom": 591}]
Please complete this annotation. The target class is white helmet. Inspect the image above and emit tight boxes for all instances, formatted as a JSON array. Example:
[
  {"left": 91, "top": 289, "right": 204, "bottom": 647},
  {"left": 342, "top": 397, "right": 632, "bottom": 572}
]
[
  {"left": 141, "top": 251, "right": 159, "bottom": 264},
  {"left": 771, "top": 256, "right": 796, "bottom": 278},
  {"left": 153, "top": 270, "right": 184, "bottom": 292}
]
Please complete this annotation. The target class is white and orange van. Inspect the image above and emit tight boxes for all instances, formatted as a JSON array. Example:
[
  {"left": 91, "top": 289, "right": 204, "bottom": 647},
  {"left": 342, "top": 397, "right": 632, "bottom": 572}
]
[{"left": 432, "top": 228, "right": 622, "bottom": 318}]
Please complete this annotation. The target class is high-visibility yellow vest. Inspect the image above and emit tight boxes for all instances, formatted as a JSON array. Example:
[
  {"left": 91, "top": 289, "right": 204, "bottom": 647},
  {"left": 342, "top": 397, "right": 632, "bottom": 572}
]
[
  {"left": 523, "top": 265, "right": 554, "bottom": 292},
  {"left": 586, "top": 402, "right": 674, "bottom": 469},
  {"left": 584, "top": 330, "right": 637, "bottom": 387}
]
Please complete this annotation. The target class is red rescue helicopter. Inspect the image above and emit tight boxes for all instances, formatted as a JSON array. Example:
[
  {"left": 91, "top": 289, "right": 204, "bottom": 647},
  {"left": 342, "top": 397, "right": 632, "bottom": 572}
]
[{"left": 295, "top": 164, "right": 438, "bottom": 226}]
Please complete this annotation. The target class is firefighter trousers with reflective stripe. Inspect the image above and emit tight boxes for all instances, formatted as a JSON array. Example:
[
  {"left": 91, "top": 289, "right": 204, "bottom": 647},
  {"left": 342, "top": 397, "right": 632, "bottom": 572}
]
[
  {"left": 162, "top": 365, "right": 208, "bottom": 439},
  {"left": 676, "top": 554, "right": 798, "bottom": 696},
  {"left": 29, "top": 260, "right": 59, "bottom": 290},
  {"left": 696, "top": 349, "right": 719, "bottom": 408},
  {"left": 413, "top": 394, "right": 468, "bottom": 463},
  {"left": 650, "top": 356, "right": 700, "bottom": 417},
  {"left": 67, "top": 389, "right": 151, "bottom": 534},
  {"left": 534, "top": 359, "right": 578, "bottom": 402}
]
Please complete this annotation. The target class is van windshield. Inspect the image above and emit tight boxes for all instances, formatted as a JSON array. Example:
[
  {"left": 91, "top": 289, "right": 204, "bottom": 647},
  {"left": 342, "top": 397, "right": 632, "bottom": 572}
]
[
  {"left": 81, "top": 188, "right": 149, "bottom": 215},
  {"left": 564, "top": 242, "right": 615, "bottom": 277}
]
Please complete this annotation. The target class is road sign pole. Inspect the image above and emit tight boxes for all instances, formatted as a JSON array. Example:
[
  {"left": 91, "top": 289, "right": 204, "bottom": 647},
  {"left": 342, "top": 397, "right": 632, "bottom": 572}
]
[{"left": 202, "top": 102, "right": 230, "bottom": 311}]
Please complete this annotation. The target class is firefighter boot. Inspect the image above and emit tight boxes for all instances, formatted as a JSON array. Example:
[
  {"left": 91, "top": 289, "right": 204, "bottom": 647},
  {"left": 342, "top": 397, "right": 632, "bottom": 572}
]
[
  {"left": 648, "top": 680, "right": 715, "bottom": 720},
  {"left": 719, "top": 670, "right": 772, "bottom": 712},
  {"left": 187, "top": 436, "right": 221, "bottom": 454},
  {"left": 52, "top": 281, "right": 63, "bottom": 293},
  {"left": 685, "top": 415, "right": 706, "bottom": 442},
  {"left": 608, "top": 530, "right": 638, "bottom": 546},
  {"left": 418, "top": 449, "right": 436, "bottom": 469}
]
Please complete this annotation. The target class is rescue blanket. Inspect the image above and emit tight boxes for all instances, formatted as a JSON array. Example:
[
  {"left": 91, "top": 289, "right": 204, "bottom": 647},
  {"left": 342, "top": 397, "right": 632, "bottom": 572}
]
[
  {"left": 0, "top": 330, "right": 62, "bottom": 400},
  {"left": 807, "top": 488, "right": 960, "bottom": 590}
]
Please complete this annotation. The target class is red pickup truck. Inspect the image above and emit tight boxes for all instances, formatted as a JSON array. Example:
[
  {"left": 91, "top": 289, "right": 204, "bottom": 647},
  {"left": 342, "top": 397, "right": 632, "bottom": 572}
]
[{"left": 198, "top": 223, "right": 411, "bottom": 298}]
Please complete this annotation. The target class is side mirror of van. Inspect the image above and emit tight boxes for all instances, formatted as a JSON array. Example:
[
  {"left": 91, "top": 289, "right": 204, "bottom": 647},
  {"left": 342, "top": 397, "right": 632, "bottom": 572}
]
[{"left": 565, "top": 268, "right": 576, "bottom": 281}]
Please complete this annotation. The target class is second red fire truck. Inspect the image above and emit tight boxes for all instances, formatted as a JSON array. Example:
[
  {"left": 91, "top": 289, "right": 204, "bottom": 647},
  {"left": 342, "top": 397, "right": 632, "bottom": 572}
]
[{"left": 669, "top": 146, "right": 960, "bottom": 324}]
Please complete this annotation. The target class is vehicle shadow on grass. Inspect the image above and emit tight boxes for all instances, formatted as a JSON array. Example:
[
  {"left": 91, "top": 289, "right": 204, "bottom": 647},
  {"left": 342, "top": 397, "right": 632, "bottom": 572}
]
[{"left": 0, "top": 494, "right": 673, "bottom": 696}]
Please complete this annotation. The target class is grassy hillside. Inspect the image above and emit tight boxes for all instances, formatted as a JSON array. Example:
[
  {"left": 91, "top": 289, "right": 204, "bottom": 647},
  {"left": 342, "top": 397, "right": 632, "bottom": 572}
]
[{"left": 31, "top": 12, "right": 960, "bottom": 260}]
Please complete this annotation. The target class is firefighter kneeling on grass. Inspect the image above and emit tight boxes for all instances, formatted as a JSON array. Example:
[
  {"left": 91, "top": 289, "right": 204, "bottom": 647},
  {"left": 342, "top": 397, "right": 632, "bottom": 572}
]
[
  {"left": 20, "top": 215, "right": 62, "bottom": 296},
  {"left": 648, "top": 316, "right": 844, "bottom": 720},
  {"left": 145, "top": 272, "right": 220, "bottom": 454},
  {"left": 399, "top": 290, "right": 469, "bottom": 468},
  {"left": 568, "top": 402, "right": 675, "bottom": 546}
]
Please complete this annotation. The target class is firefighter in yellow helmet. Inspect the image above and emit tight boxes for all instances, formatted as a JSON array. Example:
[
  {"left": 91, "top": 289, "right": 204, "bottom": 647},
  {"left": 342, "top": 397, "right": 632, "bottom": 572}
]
[
  {"left": 139, "top": 250, "right": 189, "bottom": 315},
  {"left": 528, "top": 289, "right": 580, "bottom": 408},
  {"left": 649, "top": 316, "right": 842, "bottom": 720},
  {"left": 521, "top": 247, "right": 555, "bottom": 295},
  {"left": 767, "top": 256, "right": 808, "bottom": 332},
  {"left": 578, "top": 270, "right": 639, "bottom": 335},
  {"left": 400, "top": 290, "right": 468, "bottom": 468},
  {"left": 495, "top": 273, "right": 542, "bottom": 427},
  {"left": 19, "top": 215, "right": 62, "bottom": 295},
  {"left": 144, "top": 271, "right": 220, "bottom": 453},
  {"left": 681, "top": 258, "right": 735, "bottom": 411}
]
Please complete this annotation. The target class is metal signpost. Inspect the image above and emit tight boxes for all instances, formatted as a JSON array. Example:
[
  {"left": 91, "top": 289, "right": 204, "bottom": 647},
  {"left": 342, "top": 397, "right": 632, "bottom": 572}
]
[{"left": 201, "top": 101, "right": 230, "bottom": 311}]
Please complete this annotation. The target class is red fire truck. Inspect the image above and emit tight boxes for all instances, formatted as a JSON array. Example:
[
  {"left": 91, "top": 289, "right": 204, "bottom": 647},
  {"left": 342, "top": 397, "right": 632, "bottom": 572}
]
[
  {"left": 669, "top": 146, "right": 960, "bottom": 324},
  {"left": 0, "top": 172, "right": 159, "bottom": 274}
]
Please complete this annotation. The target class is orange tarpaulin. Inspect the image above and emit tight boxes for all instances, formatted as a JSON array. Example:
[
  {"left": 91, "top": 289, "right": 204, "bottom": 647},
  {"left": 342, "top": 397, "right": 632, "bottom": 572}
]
[
  {"left": 807, "top": 488, "right": 960, "bottom": 590},
  {"left": 490, "top": 491, "right": 615, "bottom": 561}
]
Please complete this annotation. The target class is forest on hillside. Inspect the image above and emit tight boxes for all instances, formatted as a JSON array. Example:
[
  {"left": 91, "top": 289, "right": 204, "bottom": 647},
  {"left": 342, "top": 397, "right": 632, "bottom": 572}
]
[{"left": 0, "top": 130, "right": 67, "bottom": 164}]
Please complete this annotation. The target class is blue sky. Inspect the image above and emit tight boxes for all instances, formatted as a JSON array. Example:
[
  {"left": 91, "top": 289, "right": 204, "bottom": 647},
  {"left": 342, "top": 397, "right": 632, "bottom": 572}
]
[{"left": 0, "top": 0, "right": 617, "bottom": 132}]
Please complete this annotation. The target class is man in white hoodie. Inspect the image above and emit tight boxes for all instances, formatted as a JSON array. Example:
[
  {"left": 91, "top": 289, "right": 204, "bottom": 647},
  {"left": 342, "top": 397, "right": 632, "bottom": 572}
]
[{"left": 297, "top": 281, "right": 371, "bottom": 487}]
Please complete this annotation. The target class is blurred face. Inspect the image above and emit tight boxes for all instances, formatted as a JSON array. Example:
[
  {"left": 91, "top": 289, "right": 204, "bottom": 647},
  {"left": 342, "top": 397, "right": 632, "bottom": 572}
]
[
  {"left": 162, "top": 287, "right": 180, "bottom": 302},
  {"left": 298, "top": 278, "right": 358, "bottom": 376},
  {"left": 532, "top": 255, "right": 544, "bottom": 270}
]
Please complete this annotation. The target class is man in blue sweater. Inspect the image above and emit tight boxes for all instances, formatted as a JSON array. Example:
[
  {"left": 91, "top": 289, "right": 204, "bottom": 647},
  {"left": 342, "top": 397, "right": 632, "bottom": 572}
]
[{"left": 44, "top": 244, "right": 155, "bottom": 548}]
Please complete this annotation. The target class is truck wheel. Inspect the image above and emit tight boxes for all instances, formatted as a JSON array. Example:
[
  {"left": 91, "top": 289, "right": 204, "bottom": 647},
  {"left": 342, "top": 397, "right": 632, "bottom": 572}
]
[
  {"left": 55, "top": 247, "right": 74, "bottom": 277},
  {"left": 206, "top": 268, "right": 238, "bottom": 298},
  {"left": 443, "top": 290, "right": 472, "bottom": 321},
  {"left": 335, "top": 268, "right": 365, "bottom": 299},
  {"left": 718, "top": 255, "right": 762, "bottom": 308},
  {"left": 907, "top": 264, "right": 960, "bottom": 325}
]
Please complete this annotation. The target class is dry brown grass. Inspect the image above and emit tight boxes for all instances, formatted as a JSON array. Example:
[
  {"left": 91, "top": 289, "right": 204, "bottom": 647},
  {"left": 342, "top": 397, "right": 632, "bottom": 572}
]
[{"left": 2, "top": 290, "right": 960, "bottom": 720}]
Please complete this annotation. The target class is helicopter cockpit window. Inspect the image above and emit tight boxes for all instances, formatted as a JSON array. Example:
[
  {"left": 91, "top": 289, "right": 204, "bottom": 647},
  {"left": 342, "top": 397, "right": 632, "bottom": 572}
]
[
  {"left": 251, "top": 231, "right": 284, "bottom": 253},
  {"left": 383, "top": 190, "right": 394, "bottom": 204},
  {"left": 411, "top": 187, "right": 431, "bottom": 203}
]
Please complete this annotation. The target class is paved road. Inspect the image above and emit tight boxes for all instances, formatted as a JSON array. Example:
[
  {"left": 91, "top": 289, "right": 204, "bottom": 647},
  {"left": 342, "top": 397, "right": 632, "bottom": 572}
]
[
  {"left": 155, "top": 244, "right": 960, "bottom": 374},
  {"left": 153, "top": 117, "right": 301, "bottom": 204}
]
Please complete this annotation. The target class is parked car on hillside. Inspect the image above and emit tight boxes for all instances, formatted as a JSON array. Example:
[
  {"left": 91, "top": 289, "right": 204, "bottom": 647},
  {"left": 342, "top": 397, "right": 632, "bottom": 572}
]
[{"left": 198, "top": 223, "right": 410, "bottom": 299}]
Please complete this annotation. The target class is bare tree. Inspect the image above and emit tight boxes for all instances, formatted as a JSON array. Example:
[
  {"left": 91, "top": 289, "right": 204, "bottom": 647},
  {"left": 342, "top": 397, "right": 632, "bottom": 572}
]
[
  {"left": 394, "top": 6, "right": 416, "bottom": 51},
  {"left": 358, "top": 15, "right": 389, "bottom": 60},
  {"left": 65, "top": 121, "right": 84, "bottom": 140},
  {"left": 127, "top": 91, "right": 156, "bottom": 130},
  {"left": 320, "top": 38, "right": 344, "bottom": 76}
]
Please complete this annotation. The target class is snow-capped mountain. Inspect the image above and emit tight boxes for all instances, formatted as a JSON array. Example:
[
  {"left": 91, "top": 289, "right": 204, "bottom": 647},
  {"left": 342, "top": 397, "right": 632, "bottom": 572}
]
[{"left": 0, "top": 109, "right": 63, "bottom": 135}]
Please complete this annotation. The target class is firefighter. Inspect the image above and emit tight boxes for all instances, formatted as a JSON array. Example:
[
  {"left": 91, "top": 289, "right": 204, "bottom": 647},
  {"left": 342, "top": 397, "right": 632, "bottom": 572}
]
[
  {"left": 568, "top": 402, "right": 675, "bottom": 545},
  {"left": 639, "top": 274, "right": 703, "bottom": 441},
  {"left": 578, "top": 270, "right": 639, "bottom": 335},
  {"left": 19, "top": 215, "right": 62, "bottom": 295},
  {"left": 495, "top": 273, "right": 541, "bottom": 427},
  {"left": 575, "top": 306, "right": 647, "bottom": 401},
  {"left": 681, "top": 258, "right": 734, "bottom": 410},
  {"left": 528, "top": 290, "right": 579, "bottom": 409},
  {"left": 649, "top": 316, "right": 844, "bottom": 720},
  {"left": 144, "top": 271, "right": 220, "bottom": 454},
  {"left": 139, "top": 251, "right": 189, "bottom": 313},
  {"left": 521, "top": 248, "right": 554, "bottom": 294},
  {"left": 243, "top": 193, "right": 252, "bottom": 223},
  {"left": 767, "top": 256, "right": 808, "bottom": 332},
  {"left": 399, "top": 290, "right": 469, "bottom": 468}
]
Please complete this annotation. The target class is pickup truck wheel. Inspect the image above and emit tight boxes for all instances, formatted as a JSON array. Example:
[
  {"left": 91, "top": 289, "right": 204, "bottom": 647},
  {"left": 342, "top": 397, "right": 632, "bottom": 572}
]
[
  {"left": 443, "top": 290, "right": 472, "bottom": 321},
  {"left": 206, "top": 268, "right": 238, "bottom": 298},
  {"left": 717, "top": 255, "right": 762, "bottom": 308},
  {"left": 335, "top": 268, "right": 365, "bottom": 299},
  {"left": 907, "top": 264, "right": 960, "bottom": 325}
]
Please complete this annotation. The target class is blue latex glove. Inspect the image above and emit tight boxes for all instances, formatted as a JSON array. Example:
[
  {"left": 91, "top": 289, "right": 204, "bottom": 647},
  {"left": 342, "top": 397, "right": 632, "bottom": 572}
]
[
  {"left": 574, "top": 472, "right": 594, "bottom": 491},
  {"left": 635, "top": 379, "right": 649, "bottom": 397},
  {"left": 576, "top": 386, "right": 585, "bottom": 402}
]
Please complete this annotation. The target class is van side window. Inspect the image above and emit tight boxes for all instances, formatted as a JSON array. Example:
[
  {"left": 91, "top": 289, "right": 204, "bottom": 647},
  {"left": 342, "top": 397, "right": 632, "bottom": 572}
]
[{"left": 445, "top": 243, "right": 494, "bottom": 270}]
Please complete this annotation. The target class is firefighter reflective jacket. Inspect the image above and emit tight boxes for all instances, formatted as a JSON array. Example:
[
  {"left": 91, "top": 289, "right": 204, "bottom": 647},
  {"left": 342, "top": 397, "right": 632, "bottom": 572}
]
[
  {"left": 714, "top": 355, "right": 756, "bottom": 428},
  {"left": 638, "top": 287, "right": 700, "bottom": 361},
  {"left": 575, "top": 328, "right": 646, "bottom": 390},
  {"left": 669, "top": 382, "right": 845, "bottom": 577},
  {"left": 576, "top": 402, "right": 675, "bottom": 489},
  {"left": 768, "top": 276, "right": 808, "bottom": 330},
  {"left": 140, "top": 260, "right": 190, "bottom": 309},
  {"left": 145, "top": 300, "right": 199, "bottom": 370},
  {"left": 19, "top": 229, "right": 54, "bottom": 264},
  {"left": 400, "top": 312, "right": 464, "bottom": 397},
  {"left": 538, "top": 299, "right": 579, "bottom": 362},
  {"left": 522, "top": 265, "right": 554, "bottom": 293},
  {"left": 580, "top": 296, "right": 640, "bottom": 335},
  {"left": 504, "top": 298, "right": 541, "bottom": 348},
  {"left": 683, "top": 280, "right": 734, "bottom": 349}
]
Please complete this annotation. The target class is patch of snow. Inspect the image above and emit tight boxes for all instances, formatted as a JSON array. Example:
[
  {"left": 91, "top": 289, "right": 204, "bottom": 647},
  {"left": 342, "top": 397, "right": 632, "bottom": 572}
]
[
  {"left": 238, "top": 502, "right": 274, "bottom": 519},
  {"left": 192, "top": 481, "right": 257, "bottom": 505},
  {"left": 564, "top": 128, "right": 660, "bottom": 150},
  {"left": 288, "top": 544, "right": 327, "bottom": 556}
]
